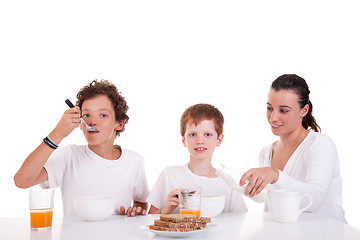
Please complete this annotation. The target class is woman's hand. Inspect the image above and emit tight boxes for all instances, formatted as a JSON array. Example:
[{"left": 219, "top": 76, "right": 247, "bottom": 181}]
[
  {"left": 239, "top": 167, "right": 279, "bottom": 197},
  {"left": 160, "top": 189, "right": 179, "bottom": 214}
]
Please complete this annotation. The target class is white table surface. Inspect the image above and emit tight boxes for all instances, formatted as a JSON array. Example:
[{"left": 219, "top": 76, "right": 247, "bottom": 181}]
[{"left": 1, "top": 212, "right": 359, "bottom": 240}]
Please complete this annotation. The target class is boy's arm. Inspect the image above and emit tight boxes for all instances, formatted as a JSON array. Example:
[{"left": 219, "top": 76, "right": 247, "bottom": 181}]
[
  {"left": 14, "top": 107, "right": 81, "bottom": 189},
  {"left": 148, "top": 189, "right": 179, "bottom": 214},
  {"left": 148, "top": 205, "right": 161, "bottom": 214},
  {"left": 14, "top": 141, "right": 56, "bottom": 188}
]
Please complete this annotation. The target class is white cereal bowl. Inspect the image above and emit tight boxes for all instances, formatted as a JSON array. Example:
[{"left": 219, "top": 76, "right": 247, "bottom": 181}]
[
  {"left": 74, "top": 196, "right": 115, "bottom": 221},
  {"left": 201, "top": 195, "right": 225, "bottom": 217}
]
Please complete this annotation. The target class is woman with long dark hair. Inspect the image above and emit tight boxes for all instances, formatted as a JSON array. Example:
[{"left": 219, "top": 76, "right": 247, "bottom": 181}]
[{"left": 240, "top": 74, "right": 346, "bottom": 222}]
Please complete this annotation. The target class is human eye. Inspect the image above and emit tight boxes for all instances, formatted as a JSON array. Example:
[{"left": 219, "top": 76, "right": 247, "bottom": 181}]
[
  {"left": 100, "top": 114, "right": 108, "bottom": 118},
  {"left": 280, "top": 109, "right": 289, "bottom": 113},
  {"left": 205, "top": 133, "right": 212, "bottom": 137},
  {"left": 189, "top": 133, "right": 196, "bottom": 137},
  {"left": 267, "top": 106, "right": 273, "bottom": 111},
  {"left": 83, "top": 114, "right": 89, "bottom": 118}
]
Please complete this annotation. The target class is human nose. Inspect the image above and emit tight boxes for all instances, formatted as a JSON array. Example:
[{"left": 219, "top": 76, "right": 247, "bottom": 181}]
[
  {"left": 269, "top": 110, "right": 279, "bottom": 123},
  {"left": 196, "top": 136, "right": 204, "bottom": 144},
  {"left": 84, "top": 116, "right": 98, "bottom": 127}
]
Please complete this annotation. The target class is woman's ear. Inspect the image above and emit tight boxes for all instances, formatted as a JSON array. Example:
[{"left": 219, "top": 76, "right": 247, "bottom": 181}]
[{"left": 301, "top": 104, "right": 309, "bottom": 117}]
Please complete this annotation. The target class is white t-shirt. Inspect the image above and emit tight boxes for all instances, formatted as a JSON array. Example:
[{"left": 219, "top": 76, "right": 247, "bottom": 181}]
[
  {"left": 147, "top": 164, "right": 247, "bottom": 213},
  {"left": 260, "top": 132, "right": 346, "bottom": 222},
  {"left": 41, "top": 144, "right": 150, "bottom": 216}
]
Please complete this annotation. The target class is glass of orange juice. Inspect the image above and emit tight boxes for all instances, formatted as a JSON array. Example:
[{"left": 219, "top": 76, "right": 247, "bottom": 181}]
[
  {"left": 29, "top": 189, "right": 55, "bottom": 231},
  {"left": 179, "top": 187, "right": 201, "bottom": 217}
]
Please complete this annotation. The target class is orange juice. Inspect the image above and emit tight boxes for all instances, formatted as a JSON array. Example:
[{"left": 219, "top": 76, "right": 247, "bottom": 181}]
[
  {"left": 180, "top": 209, "right": 200, "bottom": 217},
  {"left": 30, "top": 209, "right": 53, "bottom": 230}
]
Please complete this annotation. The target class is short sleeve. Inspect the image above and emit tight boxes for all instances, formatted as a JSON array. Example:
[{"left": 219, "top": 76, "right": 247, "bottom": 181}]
[
  {"left": 41, "top": 145, "right": 70, "bottom": 189},
  {"left": 146, "top": 169, "right": 168, "bottom": 210},
  {"left": 132, "top": 157, "right": 150, "bottom": 203}
]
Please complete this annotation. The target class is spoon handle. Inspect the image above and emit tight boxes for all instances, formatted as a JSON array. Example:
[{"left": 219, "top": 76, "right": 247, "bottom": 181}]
[
  {"left": 65, "top": 99, "right": 93, "bottom": 129},
  {"left": 65, "top": 98, "right": 85, "bottom": 123},
  {"left": 65, "top": 99, "right": 75, "bottom": 108}
]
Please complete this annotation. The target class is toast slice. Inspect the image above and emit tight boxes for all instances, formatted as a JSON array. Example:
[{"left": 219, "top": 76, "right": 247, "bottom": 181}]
[
  {"left": 154, "top": 219, "right": 206, "bottom": 228},
  {"left": 149, "top": 224, "right": 201, "bottom": 232},
  {"left": 159, "top": 214, "right": 196, "bottom": 223},
  {"left": 194, "top": 216, "right": 211, "bottom": 224},
  {"left": 149, "top": 214, "right": 211, "bottom": 233}
]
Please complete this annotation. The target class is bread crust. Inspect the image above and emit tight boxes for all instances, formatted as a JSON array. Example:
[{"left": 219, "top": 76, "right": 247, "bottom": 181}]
[
  {"left": 154, "top": 220, "right": 206, "bottom": 228},
  {"left": 149, "top": 214, "right": 211, "bottom": 232},
  {"left": 159, "top": 214, "right": 196, "bottom": 223},
  {"left": 149, "top": 224, "right": 201, "bottom": 232}
]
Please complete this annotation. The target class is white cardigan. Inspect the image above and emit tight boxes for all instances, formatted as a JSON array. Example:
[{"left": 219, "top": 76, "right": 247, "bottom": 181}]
[{"left": 260, "top": 132, "right": 346, "bottom": 222}]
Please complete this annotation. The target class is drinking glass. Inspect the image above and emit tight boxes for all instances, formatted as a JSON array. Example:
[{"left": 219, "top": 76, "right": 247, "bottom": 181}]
[
  {"left": 29, "top": 189, "right": 55, "bottom": 231},
  {"left": 179, "top": 187, "right": 201, "bottom": 217}
]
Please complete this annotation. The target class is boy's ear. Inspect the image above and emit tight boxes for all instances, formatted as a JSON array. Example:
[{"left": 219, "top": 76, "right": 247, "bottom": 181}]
[
  {"left": 182, "top": 136, "right": 187, "bottom": 147},
  {"left": 216, "top": 134, "right": 224, "bottom": 147},
  {"left": 115, "top": 121, "right": 125, "bottom": 131}
]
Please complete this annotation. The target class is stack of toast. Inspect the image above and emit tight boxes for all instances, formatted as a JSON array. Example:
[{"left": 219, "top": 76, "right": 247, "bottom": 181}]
[{"left": 149, "top": 214, "right": 211, "bottom": 232}]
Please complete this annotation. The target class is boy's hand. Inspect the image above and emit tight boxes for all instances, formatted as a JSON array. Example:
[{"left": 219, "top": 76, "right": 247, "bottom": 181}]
[
  {"left": 51, "top": 107, "right": 81, "bottom": 141},
  {"left": 119, "top": 206, "right": 146, "bottom": 217},
  {"left": 160, "top": 189, "right": 179, "bottom": 214}
]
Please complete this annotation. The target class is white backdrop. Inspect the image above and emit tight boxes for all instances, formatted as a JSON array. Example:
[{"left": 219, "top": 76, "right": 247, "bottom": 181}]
[{"left": 1, "top": 0, "right": 359, "bottom": 228}]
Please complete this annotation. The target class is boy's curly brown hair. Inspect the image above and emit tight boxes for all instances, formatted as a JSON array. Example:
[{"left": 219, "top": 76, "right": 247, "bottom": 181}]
[{"left": 76, "top": 79, "right": 129, "bottom": 137}]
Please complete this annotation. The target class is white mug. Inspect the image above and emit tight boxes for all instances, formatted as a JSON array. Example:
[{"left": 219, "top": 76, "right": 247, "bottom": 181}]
[{"left": 270, "top": 189, "right": 313, "bottom": 223}]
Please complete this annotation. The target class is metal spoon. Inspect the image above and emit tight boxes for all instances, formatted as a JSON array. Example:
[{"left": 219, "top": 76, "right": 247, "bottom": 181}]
[{"left": 65, "top": 99, "right": 99, "bottom": 132}]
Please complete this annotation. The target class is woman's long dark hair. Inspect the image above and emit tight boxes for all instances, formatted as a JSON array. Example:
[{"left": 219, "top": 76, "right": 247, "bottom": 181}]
[{"left": 271, "top": 74, "right": 321, "bottom": 132}]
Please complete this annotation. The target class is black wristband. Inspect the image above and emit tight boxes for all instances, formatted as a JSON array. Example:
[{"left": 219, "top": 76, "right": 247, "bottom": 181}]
[{"left": 43, "top": 136, "right": 58, "bottom": 149}]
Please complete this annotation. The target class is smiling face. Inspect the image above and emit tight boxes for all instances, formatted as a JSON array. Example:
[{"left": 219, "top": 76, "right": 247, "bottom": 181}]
[
  {"left": 182, "top": 119, "right": 224, "bottom": 162},
  {"left": 81, "top": 94, "right": 123, "bottom": 146},
  {"left": 266, "top": 89, "right": 309, "bottom": 137}
]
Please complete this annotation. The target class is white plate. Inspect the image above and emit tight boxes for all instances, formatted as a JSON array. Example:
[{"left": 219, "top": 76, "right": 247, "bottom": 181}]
[{"left": 143, "top": 225, "right": 214, "bottom": 238}]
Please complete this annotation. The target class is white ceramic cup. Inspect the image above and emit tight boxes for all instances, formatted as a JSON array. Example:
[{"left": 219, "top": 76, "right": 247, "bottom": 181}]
[{"left": 270, "top": 189, "right": 313, "bottom": 223}]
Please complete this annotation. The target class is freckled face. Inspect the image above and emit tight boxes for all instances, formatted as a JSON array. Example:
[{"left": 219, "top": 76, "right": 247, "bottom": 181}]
[
  {"left": 266, "top": 89, "right": 309, "bottom": 136},
  {"left": 182, "top": 119, "right": 223, "bottom": 162}
]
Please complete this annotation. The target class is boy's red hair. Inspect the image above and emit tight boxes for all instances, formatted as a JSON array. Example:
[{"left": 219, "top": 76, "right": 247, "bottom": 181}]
[{"left": 180, "top": 103, "right": 224, "bottom": 137}]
